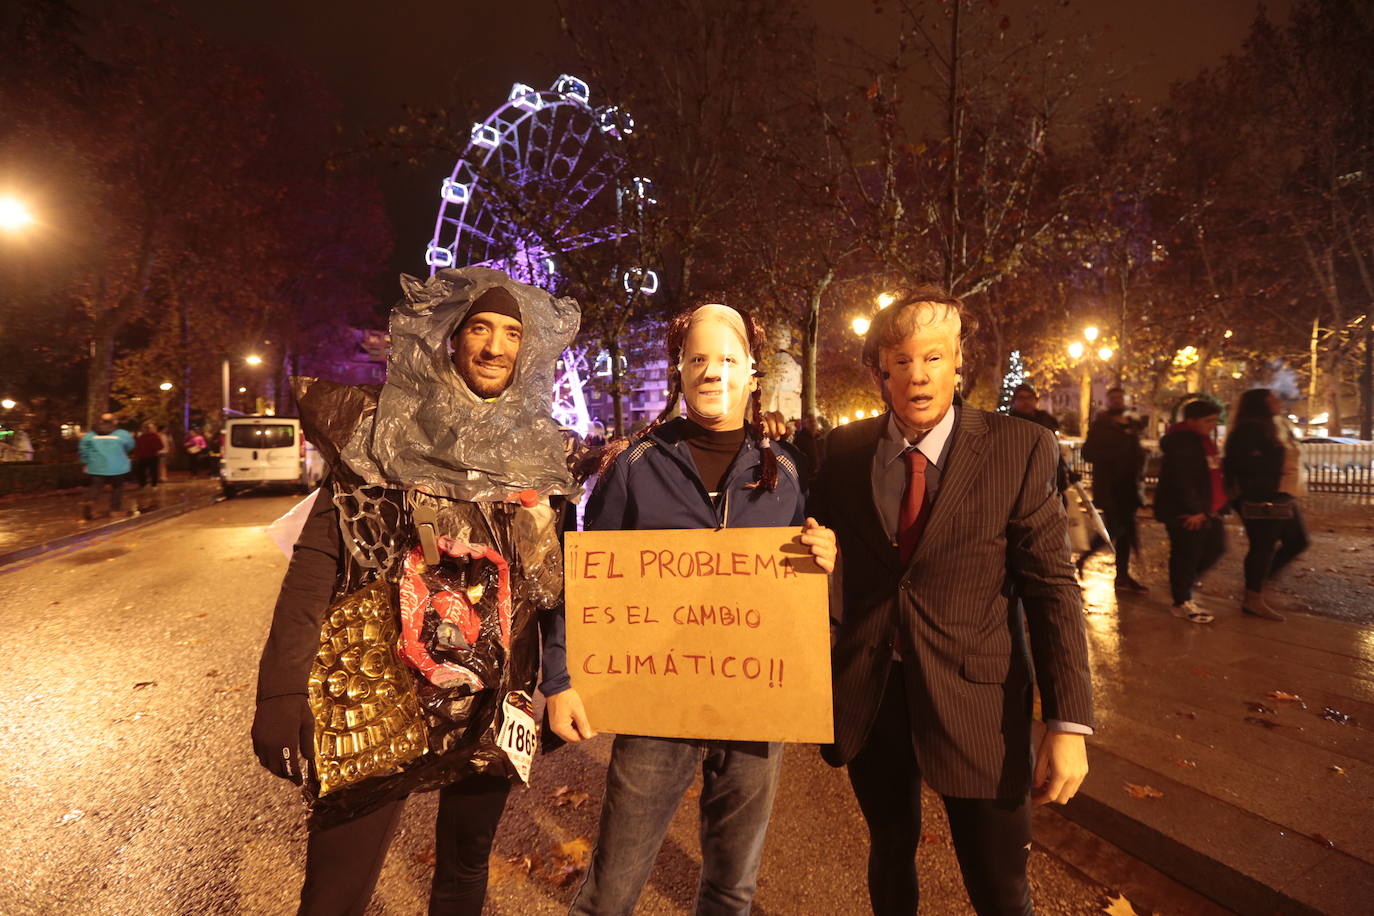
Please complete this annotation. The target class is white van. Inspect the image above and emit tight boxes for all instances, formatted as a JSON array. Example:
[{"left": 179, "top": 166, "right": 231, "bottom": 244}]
[{"left": 219, "top": 415, "right": 324, "bottom": 498}]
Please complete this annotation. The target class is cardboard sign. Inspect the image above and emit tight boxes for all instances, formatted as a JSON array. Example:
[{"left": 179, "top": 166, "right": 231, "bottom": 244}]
[{"left": 565, "top": 527, "right": 833, "bottom": 743}]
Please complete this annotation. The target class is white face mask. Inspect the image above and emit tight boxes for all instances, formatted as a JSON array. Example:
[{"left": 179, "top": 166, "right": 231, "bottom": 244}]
[{"left": 677, "top": 309, "right": 755, "bottom": 429}]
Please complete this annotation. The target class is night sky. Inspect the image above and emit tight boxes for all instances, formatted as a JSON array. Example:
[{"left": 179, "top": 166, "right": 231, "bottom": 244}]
[{"left": 84, "top": 0, "right": 1294, "bottom": 288}]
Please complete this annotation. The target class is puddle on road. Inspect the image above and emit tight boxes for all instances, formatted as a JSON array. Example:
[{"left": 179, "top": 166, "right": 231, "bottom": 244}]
[{"left": 60, "top": 546, "right": 130, "bottom": 565}]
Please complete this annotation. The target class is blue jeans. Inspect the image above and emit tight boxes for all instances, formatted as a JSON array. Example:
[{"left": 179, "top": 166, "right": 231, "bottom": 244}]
[{"left": 570, "top": 735, "right": 784, "bottom": 916}]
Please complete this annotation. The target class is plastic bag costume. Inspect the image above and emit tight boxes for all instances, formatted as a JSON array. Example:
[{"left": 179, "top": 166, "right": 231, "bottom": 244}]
[{"left": 294, "top": 266, "right": 578, "bottom": 823}]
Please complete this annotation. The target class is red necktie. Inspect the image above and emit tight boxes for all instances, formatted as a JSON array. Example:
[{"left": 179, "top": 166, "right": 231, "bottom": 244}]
[{"left": 898, "top": 448, "right": 930, "bottom": 562}]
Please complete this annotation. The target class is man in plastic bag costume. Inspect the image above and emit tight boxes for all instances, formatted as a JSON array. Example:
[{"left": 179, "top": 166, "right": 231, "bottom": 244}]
[{"left": 251, "top": 266, "right": 579, "bottom": 915}]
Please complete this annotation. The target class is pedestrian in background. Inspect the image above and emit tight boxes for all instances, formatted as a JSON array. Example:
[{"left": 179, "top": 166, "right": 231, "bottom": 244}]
[
  {"left": 132, "top": 422, "right": 162, "bottom": 488},
  {"left": 1008, "top": 382, "right": 1059, "bottom": 432},
  {"left": 1009, "top": 382, "right": 1074, "bottom": 497},
  {"left": 1082, "top": 387, "right": 1148, "bottom": 592},
  {"left": 78, "top": 413, "right": 134, "bottom": 520},
  {"left": 183, "top": 427, "right": 208, "bottom": 477},
  {"left": 156, "top": 425, "right": 172, "bottom": 481},
  {"left": 1154, "top": 399, "right": 1227, "bottom": 624},
  {"left": 1223, "top": 388, "right": 1308, "bottom": 621}
]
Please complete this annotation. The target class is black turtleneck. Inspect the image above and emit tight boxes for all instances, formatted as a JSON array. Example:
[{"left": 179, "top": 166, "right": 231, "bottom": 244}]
[{"left": 681, "top": 419, "right": 747, "bottom": 494}]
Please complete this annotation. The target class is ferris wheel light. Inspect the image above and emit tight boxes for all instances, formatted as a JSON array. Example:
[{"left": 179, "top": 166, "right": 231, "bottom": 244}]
[
  {"left": 425, "top": 245, "right": 455, "bottom": 268},
  {"left": 509, "top": 82, "right": 544, "bottom": 112},
  {"left": 553, "top": 74, "right": 590, "bottom": 105},
  {"left": 470, "top": 123, "right": 500, "bottom": 149},
  {"left": 597, "top": 105, "right": 633, "bottom": 137},
  {"left": 622, "top": 268, "right": 659, "bottom": 295},
  {"left": 441, "top": 178, "right": 471, "bottom": 204},
  {"left": 631, "top": 177, "right": 657, "bottom": 204}
]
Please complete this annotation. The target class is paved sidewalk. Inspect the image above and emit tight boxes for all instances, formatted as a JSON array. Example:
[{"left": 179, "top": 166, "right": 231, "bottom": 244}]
[
  {"left": 1065, "top": 495, "right": 1374, "bottom": 915},
  {"left": 0, "top": 474, "right": 222, "bottom": 567}
]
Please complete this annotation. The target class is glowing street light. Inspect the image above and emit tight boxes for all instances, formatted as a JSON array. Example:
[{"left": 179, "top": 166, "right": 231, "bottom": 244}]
[
  {"left": 1097, "top": 346, "right": 1113, "bottom": 361},
  {"left": 852, "top": 316, "right": 871, "bottom": 336},
  {"left": 0, "top": 398, "right": 15, "bottom": 410},
  {"left": 0, "top": 196, "right": 34, "bottom": 233},
  {"left": 237, "top": 386, "right": 247, "bottom": 394},
  {"left": 1083, "top": 326, "right": 1099, "bottom": 342},
  {"left": 1067, "top": 341, "right": 1085, "bottom": 360},
  {"left": 245, "top": 354, "right": 263, "bottom": 366},
  {"left": 876, "top": 292, "right": 896, "bottom": 310}
]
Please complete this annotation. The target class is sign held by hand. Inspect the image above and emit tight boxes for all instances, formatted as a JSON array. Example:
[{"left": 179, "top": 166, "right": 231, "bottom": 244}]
[{"left": 565, "top": 527, "right": 833, "bottom": 743}]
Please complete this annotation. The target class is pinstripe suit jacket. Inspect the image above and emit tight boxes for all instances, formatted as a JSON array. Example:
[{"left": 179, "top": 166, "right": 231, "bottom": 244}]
[{"left": 811, "top": 406, "right": 1094, "bottom": 800}]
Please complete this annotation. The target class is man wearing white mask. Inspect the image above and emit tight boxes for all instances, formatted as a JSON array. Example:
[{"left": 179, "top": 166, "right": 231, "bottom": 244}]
[{"left": 541, "top": 304, "right": 836, "bottom": 915}]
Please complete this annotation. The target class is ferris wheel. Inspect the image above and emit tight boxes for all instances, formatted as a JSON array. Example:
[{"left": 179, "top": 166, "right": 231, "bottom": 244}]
[{"left": 425, "top": 76, "right": 658, "bottom": 434}]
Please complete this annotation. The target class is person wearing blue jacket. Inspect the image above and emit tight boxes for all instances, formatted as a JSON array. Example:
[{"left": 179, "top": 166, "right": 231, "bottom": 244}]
[
  {"left": 541, "top": 304, "right": 836, "bottom": 915},
  {"left": 78, "top": 412, "right": 134, "bottom": 519}
]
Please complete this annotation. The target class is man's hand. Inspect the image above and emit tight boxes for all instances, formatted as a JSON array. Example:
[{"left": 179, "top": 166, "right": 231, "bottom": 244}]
[
  {"left": 1031, "top": 730, "right": 1088, "bottom": 805},
  {"left": 546, "top": 687, "right": 596, "bottom": 742},
  {"left": 800, "top": 517, "right": 837, "bottom": 574},
  {"left": 251, "top": 694, "right": 315, "bottom": 785},
  {"left": 1180, "top": 513, "right": 1208, "bottom": 531}
]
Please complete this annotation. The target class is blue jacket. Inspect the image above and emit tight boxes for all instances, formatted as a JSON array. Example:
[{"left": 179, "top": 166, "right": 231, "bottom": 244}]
[
  {"left": 79, "top": 428, "right": 134, "bottom": 476},
  {"left": 540, "top": 418, "right": 807, "bottom": 695}
]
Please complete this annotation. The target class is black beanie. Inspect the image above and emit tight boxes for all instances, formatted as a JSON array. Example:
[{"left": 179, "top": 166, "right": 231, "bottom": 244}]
[{"left": 460, "top": 285, "right": 522, "bottom": 329}]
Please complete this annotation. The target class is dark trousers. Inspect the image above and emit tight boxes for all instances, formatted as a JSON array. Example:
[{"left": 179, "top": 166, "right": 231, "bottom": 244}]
[
  {"left": 1163, "top": 516, "right": 1226, "bottom": 605},
  {"left": 86, "top": 474, "right": 125, "bottom": 511},
  {"left": 1100, "top": 505, "right": 1137, "bottom": 580},
  {"left": 133, "top": 456, "right": 160, "bottom": 487},
  {"left": 846, "top": 665, "right": 1033, "bottom": 916},
  {"left": 1241, "top": 507, "right": 1309, "bottom": 592},
  {"left": 299, "top": 773, "right": 510, "bottom": 916}
]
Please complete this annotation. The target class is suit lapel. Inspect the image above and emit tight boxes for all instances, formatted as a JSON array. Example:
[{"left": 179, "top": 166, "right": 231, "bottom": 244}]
[
  {"left": 837, "top": 417, "right": 901, "bottom": 573},
  {"left": 911, "top": 406, "right": 989, "bottom": 565}
]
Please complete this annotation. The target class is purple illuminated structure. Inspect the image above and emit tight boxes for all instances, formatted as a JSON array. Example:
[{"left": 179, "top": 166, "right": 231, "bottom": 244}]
[{"left": 426, "top": 76, "right": 656, "bottom": 436}]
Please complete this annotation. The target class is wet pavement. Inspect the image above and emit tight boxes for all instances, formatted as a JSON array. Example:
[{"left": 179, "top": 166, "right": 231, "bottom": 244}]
[
  {"left": 2, "top": 488, "right": 1369, "bottom": 914},
  {"left": 0, "top": 494, "right": 1196, "bottom": 916},
  {"left": 0, "top": 472, "right": 223, "bottom": 563},
  {"left": 1067, "top": 495, "right": 1374, "bottom": 915}
]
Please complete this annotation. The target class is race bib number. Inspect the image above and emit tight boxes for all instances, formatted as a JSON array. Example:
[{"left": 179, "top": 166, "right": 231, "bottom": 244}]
[{"left": 497, "top": 690, "right": 537, "bottom": 784}]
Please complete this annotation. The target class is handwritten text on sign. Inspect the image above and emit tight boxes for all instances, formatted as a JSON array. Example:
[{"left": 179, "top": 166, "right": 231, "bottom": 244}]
[{"left": 565, "top": 527, "right": 833, "bottom": 743}]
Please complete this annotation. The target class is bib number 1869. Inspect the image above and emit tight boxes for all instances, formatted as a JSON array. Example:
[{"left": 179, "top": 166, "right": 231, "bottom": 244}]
[{"left": 497, "top": 691, "right": 537, "bottom": 784}]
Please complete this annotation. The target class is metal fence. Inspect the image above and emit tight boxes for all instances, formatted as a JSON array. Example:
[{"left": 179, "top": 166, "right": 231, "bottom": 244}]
[{"left": 1061, "top": 439, "right": 1374, "bottom": 494}]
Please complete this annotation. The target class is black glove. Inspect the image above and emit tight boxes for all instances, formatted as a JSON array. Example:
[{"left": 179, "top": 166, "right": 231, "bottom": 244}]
[{"left": 251, "top": 694, "right": 315, "bottom": 785}]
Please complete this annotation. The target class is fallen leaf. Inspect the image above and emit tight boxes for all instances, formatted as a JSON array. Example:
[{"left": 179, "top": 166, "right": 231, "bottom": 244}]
[
  {"left": 554, "top": 837, "right": 592, "bottom": 865},
  {"left": 1102, "top": 892, "right": 1142, "bottom": 916},
  {"left": 1328, "top": 765, "right": 1346, "bottom": 776},
  {"left": 1171, "top": 759, "right": 1197, "bottom": 769},
  {"left": 1246, "top": 702, "right": 1275, "bottom": 714},
  {"left": 58, "top": 810, "right": 84, "bottom": 826},
  {"left": 1268, "top": 690, "right": 1304, "bottom": 704},
  {"left": 132, "top": 681, "right": 156, "bottom": 690},
  {"left": 1124, "top": 783, "right": 1164, "bottom": 800},
  {"left": 205, "top": 670, "right": 221, "bottom": 678},
  {"left": 412, "top": 847, "right": 436, "bottom": 867},
  {"left": 551, "top": 785, "right": 591, "bottom": 809},
  {"left": 920, "top": 832, "right": 945, "bottom": 845},
  {"left": 1312, "top": 833, "right": 1335, "bottom": 848},
  {"left": 1173, "top": 710, "right": 1198, "bottom": 720},
  {"left": 1191, "top": 667, "right": 1216, "bottom": 679}
]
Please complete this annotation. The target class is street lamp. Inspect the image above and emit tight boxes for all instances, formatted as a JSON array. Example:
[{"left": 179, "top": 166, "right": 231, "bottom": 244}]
[
  {"left": 876, "top": 292, "right": 895, "bottom": 310},
  {"left": 0, "top": 195, "right": 34, "bottom": 233},
  {"left": 222, "top": 353, "right": 264, "bottom": 416},
  {"left": 0, "top": 398, "right": 15, "bottom": 410},
  {"left": 852, "top": 316, "right": 871, "bottom": 336},
  {"left": 158, "top": 381, "right": 174, "bottom": 392},
  {"left": 1066, "top": 327, "right": 1114, "bottom": 434}
]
